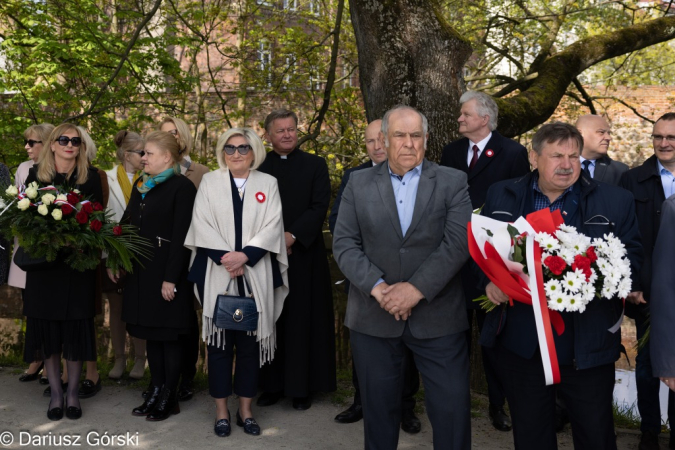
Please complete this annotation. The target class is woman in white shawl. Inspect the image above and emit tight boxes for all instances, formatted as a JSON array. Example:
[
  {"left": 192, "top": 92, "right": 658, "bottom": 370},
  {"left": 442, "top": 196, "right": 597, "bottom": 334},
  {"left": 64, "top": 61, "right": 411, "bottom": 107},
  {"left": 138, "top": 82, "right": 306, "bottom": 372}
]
[{"left": 184, "top": 128, "right": 288, "bottom": 438}]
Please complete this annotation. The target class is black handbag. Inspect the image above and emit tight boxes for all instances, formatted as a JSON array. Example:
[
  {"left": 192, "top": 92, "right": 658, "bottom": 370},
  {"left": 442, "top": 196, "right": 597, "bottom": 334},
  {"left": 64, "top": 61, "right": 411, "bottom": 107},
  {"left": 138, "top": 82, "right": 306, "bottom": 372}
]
[
  {"left": 213, "top": 277, "right": 258, "bottom": 332},
  {"left": 13, "top": 246, "right": 58, "bottom": 271}
]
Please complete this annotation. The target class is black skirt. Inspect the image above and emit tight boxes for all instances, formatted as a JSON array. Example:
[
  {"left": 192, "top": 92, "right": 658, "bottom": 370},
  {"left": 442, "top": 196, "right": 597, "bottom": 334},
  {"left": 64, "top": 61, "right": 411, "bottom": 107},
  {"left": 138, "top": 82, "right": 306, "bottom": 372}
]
[{"left": 23, "top": 317, "right": 96, "bottom": 363}]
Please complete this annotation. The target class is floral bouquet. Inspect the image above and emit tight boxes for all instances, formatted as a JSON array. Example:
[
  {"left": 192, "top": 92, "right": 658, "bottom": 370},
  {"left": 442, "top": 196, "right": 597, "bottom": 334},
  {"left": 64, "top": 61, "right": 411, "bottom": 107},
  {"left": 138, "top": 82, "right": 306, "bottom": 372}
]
[
  {"left": 0, "top": 181, "right": 151, "bottom": 272},
  {"left": 468, "top": 208, "right": 631, "bottom": 385}
]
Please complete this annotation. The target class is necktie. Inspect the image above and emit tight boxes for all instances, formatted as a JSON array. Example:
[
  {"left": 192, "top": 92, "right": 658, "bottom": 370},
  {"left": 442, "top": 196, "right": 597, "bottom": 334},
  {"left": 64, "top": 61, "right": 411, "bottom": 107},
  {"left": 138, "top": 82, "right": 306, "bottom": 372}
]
[
  {"left": 469, "top": 145, "right": 479, "bottom": 171},
  {"left": 582, "top": 160, "right": 592, "bottom": 179}
]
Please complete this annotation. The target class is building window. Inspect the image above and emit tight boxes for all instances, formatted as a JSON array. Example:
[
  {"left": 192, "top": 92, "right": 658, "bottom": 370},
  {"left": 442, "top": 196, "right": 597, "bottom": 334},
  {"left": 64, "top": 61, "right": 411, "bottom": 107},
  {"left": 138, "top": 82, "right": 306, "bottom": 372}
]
[
  {"left": 309, "top": 0, "right": 321, "bottom": 15},
  {"left": 258, "top": 41, "right": 272, "bottom": 86},
  {"left": 283, "top": 0, "right": 298, "bottom": 10}
]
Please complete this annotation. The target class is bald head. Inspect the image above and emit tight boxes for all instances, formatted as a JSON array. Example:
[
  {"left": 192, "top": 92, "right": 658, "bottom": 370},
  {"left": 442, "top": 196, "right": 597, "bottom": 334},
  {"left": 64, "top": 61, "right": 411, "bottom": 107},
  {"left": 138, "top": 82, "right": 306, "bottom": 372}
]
[
  {"left": 365, "top": 119, "right": 386, "bottom": 164},
  {"left": 575, "top": 114, "right": 612, "bottom": 160}
]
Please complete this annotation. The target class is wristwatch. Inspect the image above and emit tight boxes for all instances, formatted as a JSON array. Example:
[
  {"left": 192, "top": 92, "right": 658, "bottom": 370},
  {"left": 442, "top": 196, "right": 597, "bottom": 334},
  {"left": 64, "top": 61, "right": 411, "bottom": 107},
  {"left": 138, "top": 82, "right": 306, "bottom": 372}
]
[{"left": 291, "top": 233, "right": 297, "bottom": 241}]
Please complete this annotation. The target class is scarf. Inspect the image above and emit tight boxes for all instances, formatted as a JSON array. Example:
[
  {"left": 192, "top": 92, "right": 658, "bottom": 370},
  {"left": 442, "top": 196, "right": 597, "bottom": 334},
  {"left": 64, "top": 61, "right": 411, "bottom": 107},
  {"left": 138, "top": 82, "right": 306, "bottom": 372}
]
[
  {"left": 116, "top": 164, "right": 134, "bottom": 205},
  {"left": 136, "top": 165, "right": 179, "bottom": 199},
  {"left": 184, "top": 169, "right": 289, "bottom": 365}
]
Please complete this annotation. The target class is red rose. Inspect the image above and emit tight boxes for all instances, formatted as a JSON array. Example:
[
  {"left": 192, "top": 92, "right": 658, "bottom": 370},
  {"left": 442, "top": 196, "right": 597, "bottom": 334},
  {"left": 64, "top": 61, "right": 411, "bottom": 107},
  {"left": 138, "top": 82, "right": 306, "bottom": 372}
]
[
  {"left": 89, "top": 219, "right": 102, "bottom": 232},
  {"left": 586, "top": 246, "right": 598, "bottom": 263},
  {"left": 82, "top": 202, "right": 94, "bottom": 214},
  {"left": 572, "top": 255, "right": 593, "bottom": 281},
  {"left": 544, "top": 255, "right": 567, "bottom": 276},
  {"left": 92, "top": 202, "right": 103, "bottom": 211},
  {"left": 112, "top": 225, "right": 123, "bottom": 236},
  {"left": 75, "top": 210, "right": 89, "bottom": 224},
  {"left": 66, "top": 193, "right": 79, "bottom": 205},
  {"left": 61, "top": 204, "right": 74, "bottom": 215}
]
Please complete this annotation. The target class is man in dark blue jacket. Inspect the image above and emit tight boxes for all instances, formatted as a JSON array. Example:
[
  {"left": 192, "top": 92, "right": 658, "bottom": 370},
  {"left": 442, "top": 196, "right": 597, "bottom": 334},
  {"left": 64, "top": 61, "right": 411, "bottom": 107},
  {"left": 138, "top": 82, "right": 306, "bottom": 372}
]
[
  {"left": 619, "top": 112, "right": 675, "bottom": 450},
  {"left": 481, "top": 122, "right": 642, "bottom": 450}
]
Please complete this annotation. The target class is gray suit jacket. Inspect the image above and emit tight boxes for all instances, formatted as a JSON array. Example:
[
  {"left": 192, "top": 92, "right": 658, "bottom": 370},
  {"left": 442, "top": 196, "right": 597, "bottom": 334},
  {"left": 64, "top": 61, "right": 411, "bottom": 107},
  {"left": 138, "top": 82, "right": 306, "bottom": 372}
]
[
  {"left": 593, "top": 155, "right": 629, "bottom": 186},
  {"left": 650, "top": 194, "right": 675, "bottom": 377},
  {"left": 333, "top": 159, "right": 472, "bottom": 339}
]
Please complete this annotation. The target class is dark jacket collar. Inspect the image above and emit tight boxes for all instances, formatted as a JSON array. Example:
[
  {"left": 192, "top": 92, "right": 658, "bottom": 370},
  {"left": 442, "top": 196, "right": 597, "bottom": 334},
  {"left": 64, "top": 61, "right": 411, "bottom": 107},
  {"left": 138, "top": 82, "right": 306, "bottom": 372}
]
[
  {"left": 636, "top": 154, "right": 661, "bottom": 183},
  {"left": 505, "top": 170, "right": 597, "bottom": 200}
]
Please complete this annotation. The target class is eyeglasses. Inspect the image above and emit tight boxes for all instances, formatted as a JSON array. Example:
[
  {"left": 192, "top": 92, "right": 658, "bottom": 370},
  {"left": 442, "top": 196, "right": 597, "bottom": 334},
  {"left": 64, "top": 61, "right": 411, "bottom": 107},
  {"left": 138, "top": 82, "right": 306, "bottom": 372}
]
[
  {"left": 56, "top": 136, "right": 82, "bottom": 147},
  {"left": 24, "top": 139, "right": 42, "bottom": 147},
  {"left": 651, "top": 135, "right": 675, "bottom": 143},
  {"left": 223, "top": 144, "right": 253, "bottom": 155},
  {"left": 127, "top": 150, "right": 145, "bottom": 157}
]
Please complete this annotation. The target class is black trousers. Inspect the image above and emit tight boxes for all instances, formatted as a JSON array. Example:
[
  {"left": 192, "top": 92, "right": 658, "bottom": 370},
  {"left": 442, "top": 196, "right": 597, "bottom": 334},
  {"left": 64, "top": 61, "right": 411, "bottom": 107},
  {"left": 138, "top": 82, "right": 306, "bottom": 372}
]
[
  {"left": 466, "top": 308, "right": 506, "bottom": 407},
  {"left": 207, "top": 329, "right": 259, "bottom": 399},
  {"left": 179, "top": 309, "right": 199, "bottom": 386},
  {"left": 351, "top": 325, "right": 470, "bottom": 450},
  {"left": 352, "top": 347, "right": 419, "bottom": 411},
  {"left": 499, "top": 345, "right": 617, "bottom": 450}
]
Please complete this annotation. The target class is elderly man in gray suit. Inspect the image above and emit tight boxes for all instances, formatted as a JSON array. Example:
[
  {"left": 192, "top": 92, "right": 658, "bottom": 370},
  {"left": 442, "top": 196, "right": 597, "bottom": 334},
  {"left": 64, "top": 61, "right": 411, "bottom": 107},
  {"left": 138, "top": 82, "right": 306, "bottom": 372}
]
[
  {"left": 333, "top": 105, "right": 473, "bottom": 450},
  {"left": 575, "top": 114, "right": 628, "bottom": 185}
]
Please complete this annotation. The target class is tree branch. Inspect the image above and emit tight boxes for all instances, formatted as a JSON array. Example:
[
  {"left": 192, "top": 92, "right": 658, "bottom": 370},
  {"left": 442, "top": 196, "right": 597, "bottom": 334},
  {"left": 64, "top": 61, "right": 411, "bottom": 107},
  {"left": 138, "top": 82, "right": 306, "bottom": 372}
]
[
  {"left": 497, "top": 14, "right": 675, "bottom": 136},
  {"left": 67, "top": 0, "right": 162, "bottom": 122},
  {"left": 572, "top": 78, "right": 596, "bottom": 114},
  {"left": 593, "top": 96, "right": 655, "bottom": 123}
]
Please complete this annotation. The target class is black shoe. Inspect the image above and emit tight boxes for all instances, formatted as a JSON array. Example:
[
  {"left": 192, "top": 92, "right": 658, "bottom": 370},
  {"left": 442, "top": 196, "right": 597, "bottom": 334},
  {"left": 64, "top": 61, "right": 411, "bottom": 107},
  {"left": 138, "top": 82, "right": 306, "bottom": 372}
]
[
  {"left": 146, "top": 388, "right": 180, "bottom": 421},
  {"left": 401, "top": 409, "right": 421, "bottom": 434},
  {"left": 142, "top": 381, "right": 152, "bottom": 399},
  {"left": 214, "top": 416, "right": 231, "bottom": 437},
  {"left": 237, "top": 410, "right": 261, "bottom": 436},
  {"left": 177, "top": 383, "right": 194, "bottom": 402},
  {"left": 639, "top": 431, "right": 661, "bottom": 450},
  {"left": 554, "top": 402, "right": 569, "bottom": 433},
  {"left": 65, "top": 401, "right": 82, "bottom": 420},
  {"left": 39, "top": 376, "right": 49, "bottom": 385},
  {"left": 292, "top": 396, "right": 312, "bottom": 411},
  {"left": 78, "top": 377, "right": 102, "bottom": 399},
  {"left": 19, "top": 362, "right": 44, "bottom": 382},
  {"left": 335, "top": 403, "right": 363, "bottom": 423},
  {"left": 43, "top": 382, "right": 68, "bottom": 397},
  {"left": 132, "top": 385, "right": 162, "bottom": 416},
  {"left": 47, "top": 398, "right": 64, "bottom": 421},
  {"left": 488, "top": 404, "right": 512, "bottom": 432},
  {"left": 256, "top": 391, "right": 283, "bottom": 407}
]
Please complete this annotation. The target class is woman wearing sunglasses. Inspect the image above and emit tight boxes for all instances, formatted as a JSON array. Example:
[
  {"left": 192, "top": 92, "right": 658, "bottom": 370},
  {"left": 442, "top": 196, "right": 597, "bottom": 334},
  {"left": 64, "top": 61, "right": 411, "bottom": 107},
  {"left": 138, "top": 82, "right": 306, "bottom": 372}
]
[
  {"left": 22, "top": 124, "right": 104, "bottom": 421},
  {"left": 8, "top": 123, "right": 55, "bottom": 384},
  {"left": 104, "top": 130, "right": 147, "bottom": 381},
  {"left": 110, "top": 131, "right": 196, "bottom": 421},
  {"left": 184, "top": 128, "right": 288, "bottom": 438}
]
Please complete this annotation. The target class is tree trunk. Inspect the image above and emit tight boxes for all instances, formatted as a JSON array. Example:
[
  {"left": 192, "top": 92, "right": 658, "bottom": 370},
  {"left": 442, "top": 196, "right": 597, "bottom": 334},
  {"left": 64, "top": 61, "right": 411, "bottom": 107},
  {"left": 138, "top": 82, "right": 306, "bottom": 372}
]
[{"left": 349, "top": 0, "right": 472, "bottom": 162}]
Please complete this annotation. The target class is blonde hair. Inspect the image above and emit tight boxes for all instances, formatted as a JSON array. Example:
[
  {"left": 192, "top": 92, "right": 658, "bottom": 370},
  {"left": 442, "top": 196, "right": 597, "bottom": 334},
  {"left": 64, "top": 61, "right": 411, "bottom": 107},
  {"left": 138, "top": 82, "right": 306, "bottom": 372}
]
[
  {"left": 78, "top": 127, "right": 97, "bottom": 163},
  {"left": 216, "top": 128, "right": 266, "bottom": 171},
  {"left": 159, "top": 117, "right": 192, "bottom": 157},
  {"left": 24, "top": 123, "right": 55, "bottom": 143},
  {"left": 145, "top": 130, "right": 182, "bottom": 174},
  {"left": 37, "top": 123, "right": 90, "bottom": 185},
  {"left": 114, "top": 130, "right": 143, "bottom": 163}
]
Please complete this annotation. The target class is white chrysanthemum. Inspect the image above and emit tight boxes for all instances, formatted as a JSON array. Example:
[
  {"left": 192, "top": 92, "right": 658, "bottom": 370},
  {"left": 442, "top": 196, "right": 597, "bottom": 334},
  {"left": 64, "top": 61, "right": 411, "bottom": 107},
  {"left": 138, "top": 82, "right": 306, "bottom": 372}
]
[
  {"left": 595, "top": 257, "right": 611, "bottom": 275},
  {"left": 562, "top": 270, "right": 584, "bottom": 293},
  {"left": 601, "top": 283, "right": 616, "bottom": 299},
  {"left": 581, "top": 283, "right": 596, "bottom": 302},
  {"left": 559, "top": 224, "right": 578, "bottom": 234},
  {"left": 536, "top": 233, "right": 560, "bottom": 252},
  {"left": 565, "top": 293, "right": 579, "bottom": 312},
  {"left": 618, "top": 278, "right": 632, "bottom": 299},
  {"left": 569, "top": 235, "right": 592, "bottom": 254},
  {"left": 548, "top": 291, "right": 566, "bottom": 311},
  {"left": 559, "top": 248, "right": 576, "bottom": 265},
  {"left": 576, "top": 302, "right": 587, "bottom": 313},
  {"left": 544, "top": 279, "right": 563, "bottom": 296},
  {"left": 587, "top": 269, "right": 598, "bottom": 285}
]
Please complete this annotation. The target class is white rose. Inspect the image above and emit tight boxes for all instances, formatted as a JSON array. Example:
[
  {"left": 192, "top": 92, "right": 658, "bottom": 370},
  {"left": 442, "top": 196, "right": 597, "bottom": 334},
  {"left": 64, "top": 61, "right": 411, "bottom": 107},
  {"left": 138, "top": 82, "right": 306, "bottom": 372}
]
[
  {"left": 73, "top": 189, "right": 81, "bottom": 194},
  {"left": 37, "top": 204, "right": 49, "bottom": 216},
  {"left": 51, "top": 208, "right": 63, "bottom": 221},
  {"left": 25, "top": 186, "right": 38, "bottom": 199},
  {"left": 41, "top": 193, "right": 56, "bottom": 206},
  {"left": 56, "top": 194, "right": 68, "bottom": 202},
  {"left": 5, "top": 185, "right": 18, "bottom": 196},
  {"left": 17, "top": 198, "right": 31, "bottom": 210}
]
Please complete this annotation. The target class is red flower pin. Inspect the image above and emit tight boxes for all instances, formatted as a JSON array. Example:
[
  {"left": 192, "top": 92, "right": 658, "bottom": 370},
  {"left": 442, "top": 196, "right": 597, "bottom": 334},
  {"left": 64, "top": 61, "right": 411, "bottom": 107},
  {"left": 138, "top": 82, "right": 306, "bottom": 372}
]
[
  {"left": 485, "top": 149, "right": 495, "bottom": 158},
  {"left": 255, "top": 192, "right": 266, "bottom": 203}
]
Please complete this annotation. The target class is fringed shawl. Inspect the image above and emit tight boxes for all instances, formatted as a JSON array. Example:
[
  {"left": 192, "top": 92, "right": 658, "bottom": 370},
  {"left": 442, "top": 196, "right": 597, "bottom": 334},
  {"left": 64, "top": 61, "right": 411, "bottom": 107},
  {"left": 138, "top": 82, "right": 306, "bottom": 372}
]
[{"left": 184, "top": 169, "right": 288, "bottom": 365}]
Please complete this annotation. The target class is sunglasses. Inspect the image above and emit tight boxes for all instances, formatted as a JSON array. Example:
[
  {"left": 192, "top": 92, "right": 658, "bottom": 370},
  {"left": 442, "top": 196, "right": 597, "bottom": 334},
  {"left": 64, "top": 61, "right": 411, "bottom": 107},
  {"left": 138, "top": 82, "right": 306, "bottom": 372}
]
[
  {"left": 223, "top": 144, "right": 253, "bottom": 155},
  {"left": 127, "top": 150, "right": 146, "bottom": 157},
  {"left": 166, "top": 129, "right": 178, "bottom": 136},
  {"left": 24, "top": 139, "right": 42, "bottom": 147},
  {"left": 56, "top": 136, "right": 82, "bottom": 147}
]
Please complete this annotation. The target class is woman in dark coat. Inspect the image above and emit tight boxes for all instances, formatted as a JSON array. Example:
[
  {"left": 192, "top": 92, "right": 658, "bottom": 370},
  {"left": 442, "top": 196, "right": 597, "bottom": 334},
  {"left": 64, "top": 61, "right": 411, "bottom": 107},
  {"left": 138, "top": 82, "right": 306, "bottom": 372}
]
[
  {"left": 109, "top": 130, "right": 196, "bottom": 421},
  {"left": 23, "top": 124, "right": 103, "bottom": 421}
]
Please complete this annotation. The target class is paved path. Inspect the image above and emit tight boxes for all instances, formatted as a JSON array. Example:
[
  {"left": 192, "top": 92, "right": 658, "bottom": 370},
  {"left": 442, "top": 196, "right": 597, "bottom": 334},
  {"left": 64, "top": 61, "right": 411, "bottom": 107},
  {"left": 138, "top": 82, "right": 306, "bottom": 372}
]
[{"left": 0, "top": 368, "right": 650, "bottom": 449}]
